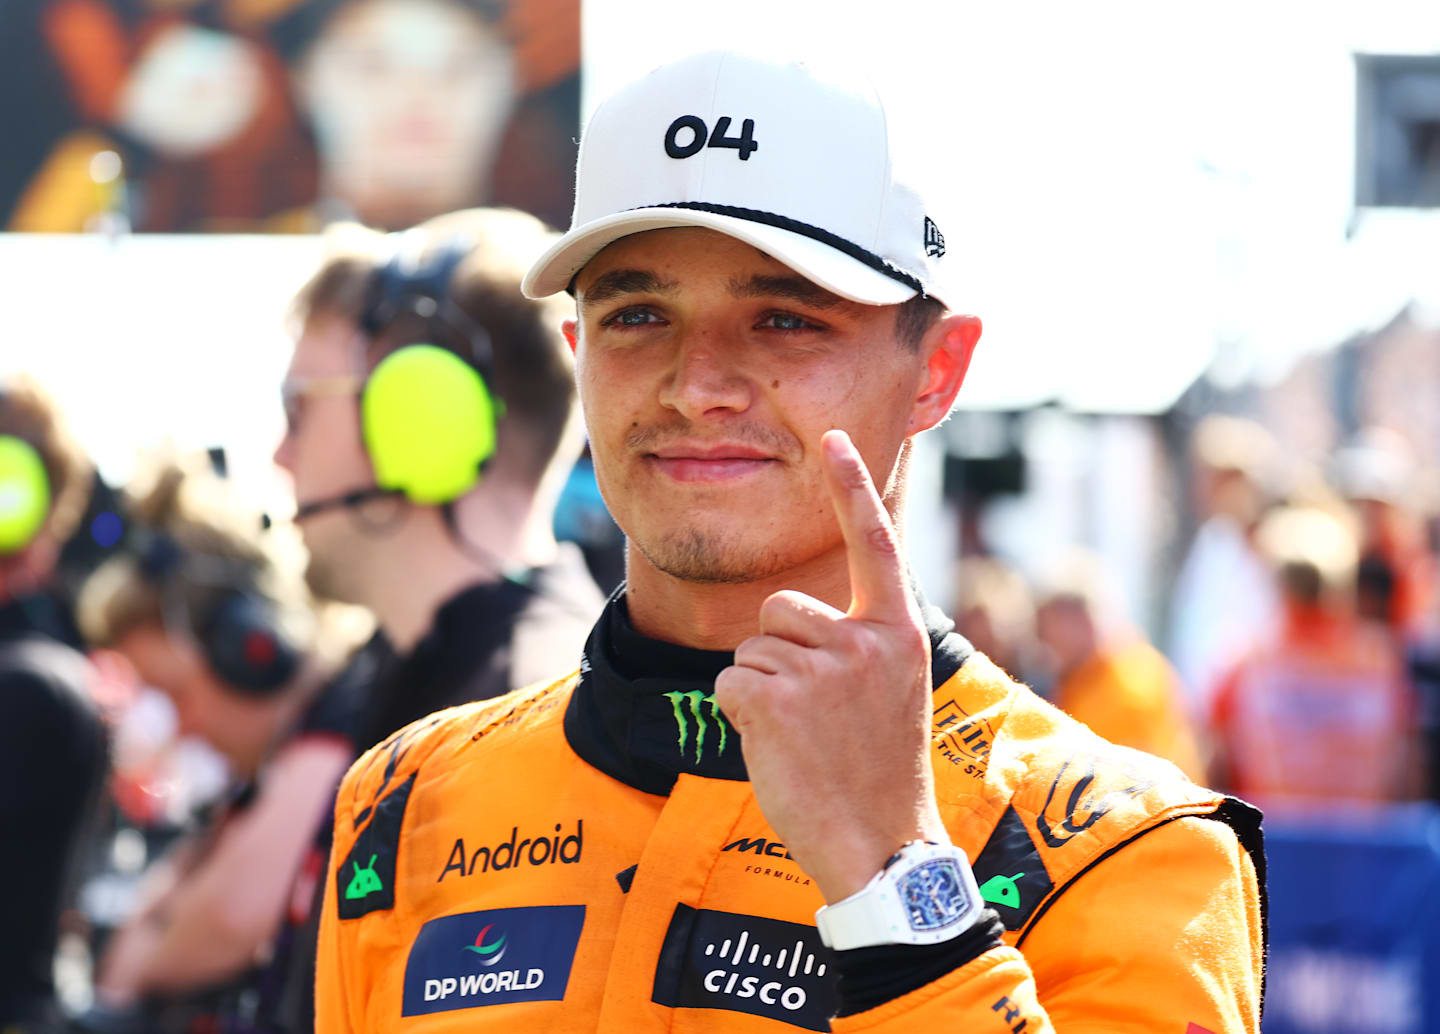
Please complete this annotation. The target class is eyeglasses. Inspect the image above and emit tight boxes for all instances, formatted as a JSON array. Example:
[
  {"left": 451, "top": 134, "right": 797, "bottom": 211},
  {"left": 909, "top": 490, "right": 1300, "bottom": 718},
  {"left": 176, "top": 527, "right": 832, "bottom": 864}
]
[{"left": 280, "top": 375, "right": 362, "bottom": 434}]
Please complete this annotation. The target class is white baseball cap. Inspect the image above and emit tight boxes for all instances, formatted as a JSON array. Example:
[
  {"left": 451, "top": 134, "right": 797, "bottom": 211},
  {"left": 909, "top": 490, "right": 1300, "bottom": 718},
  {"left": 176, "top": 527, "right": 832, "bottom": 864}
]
[{"left": 521, "top": 51, "right": 950, "bottom": 307}]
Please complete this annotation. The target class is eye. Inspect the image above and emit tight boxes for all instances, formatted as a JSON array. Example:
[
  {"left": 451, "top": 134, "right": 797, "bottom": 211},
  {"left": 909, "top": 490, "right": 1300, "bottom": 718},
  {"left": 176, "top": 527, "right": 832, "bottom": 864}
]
[
  {"left": 599, "top": 307, "right": 665, "bottom": 328},
  {"left": 758, "top": 311, "right": 823, "bottom": 332},
  {"left": 282, "top": 394, "right": 304, "bottom": 433}
]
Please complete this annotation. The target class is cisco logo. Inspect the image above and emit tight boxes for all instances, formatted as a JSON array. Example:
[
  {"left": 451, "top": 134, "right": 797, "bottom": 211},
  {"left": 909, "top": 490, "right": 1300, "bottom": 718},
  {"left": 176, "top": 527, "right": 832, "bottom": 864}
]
[
  {"left": 653, "top": 906, "right": 837, "bottom": 1031},
  {"left": 701, "top": 929, "right": 826, "bottom": 1013}
]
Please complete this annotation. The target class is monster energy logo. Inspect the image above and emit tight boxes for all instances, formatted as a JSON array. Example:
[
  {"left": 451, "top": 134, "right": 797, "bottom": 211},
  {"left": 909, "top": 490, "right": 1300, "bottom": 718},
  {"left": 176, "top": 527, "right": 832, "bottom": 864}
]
[{"left": 665, "top": 690, "right": 730, "bottom": 763}]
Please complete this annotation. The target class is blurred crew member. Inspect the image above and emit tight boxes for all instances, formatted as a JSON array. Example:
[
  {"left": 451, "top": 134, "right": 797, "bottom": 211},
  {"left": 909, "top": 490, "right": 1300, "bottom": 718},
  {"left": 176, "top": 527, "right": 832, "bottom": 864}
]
[
  {"left": 952, "top": 557, "right": 1035, "bottom": 683},
  {"left": 1168, "top": 415, "right": 1279, "bottom": 716},
  {"left": 0, "top": 380, "right": 108, "bottom": 1034},
  {"left": 275, "top": 206, "right": 603, "bottom": 749},
  {"left": 1210, "top": 506, "right": 1418, "bottom": 807},
  {"left": 76, "top": 463, "right": 359, "bottom": 1025},
  {"left": 1036, "top": 553, "right": 1205, "bottom": 781},
  {"left": 1333, "top": 427, "right": 1435, "bottom": 634},
  {"left": 317, "top": 53, "right": 1263, "bottom": 1033}
]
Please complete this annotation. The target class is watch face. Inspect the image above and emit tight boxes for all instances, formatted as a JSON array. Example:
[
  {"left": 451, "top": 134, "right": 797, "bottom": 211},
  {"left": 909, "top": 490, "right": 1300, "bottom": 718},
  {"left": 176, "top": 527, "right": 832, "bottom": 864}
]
[{"left": 899, "top": 858, "right": 972, "bottom": 932}]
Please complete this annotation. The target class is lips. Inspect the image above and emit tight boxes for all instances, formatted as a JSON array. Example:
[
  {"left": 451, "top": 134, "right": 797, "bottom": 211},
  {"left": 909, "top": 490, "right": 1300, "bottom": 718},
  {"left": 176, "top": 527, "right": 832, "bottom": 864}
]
[{"left": 644, "top": 442, "right": 778, "bottom": 483}]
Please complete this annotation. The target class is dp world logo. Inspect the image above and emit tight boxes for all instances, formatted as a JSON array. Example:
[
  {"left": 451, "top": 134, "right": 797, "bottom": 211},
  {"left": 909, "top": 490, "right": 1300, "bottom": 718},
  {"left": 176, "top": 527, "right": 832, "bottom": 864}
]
[
  {"left": 402, "top": 905, "right": 585, "bottom": 1016},
  {"left": 665, "top": 690, "right": 730, "bottom": 763},
  {"left": 463, "top": 924, "right": 508, "bottom": 966}
]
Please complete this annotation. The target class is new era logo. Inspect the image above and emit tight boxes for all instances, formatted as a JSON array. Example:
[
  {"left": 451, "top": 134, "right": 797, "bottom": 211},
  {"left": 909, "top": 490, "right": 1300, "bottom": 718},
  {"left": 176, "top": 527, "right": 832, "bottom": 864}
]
[{"left": 923, "top": 216, "right": 946, "bottom": 258}]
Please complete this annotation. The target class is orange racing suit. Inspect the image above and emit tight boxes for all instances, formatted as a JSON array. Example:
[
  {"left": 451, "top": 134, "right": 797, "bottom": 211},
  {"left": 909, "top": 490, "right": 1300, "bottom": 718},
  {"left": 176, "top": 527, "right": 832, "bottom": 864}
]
[{"left": 316, "top": 599, "right": 1265, "bottom": 1033}]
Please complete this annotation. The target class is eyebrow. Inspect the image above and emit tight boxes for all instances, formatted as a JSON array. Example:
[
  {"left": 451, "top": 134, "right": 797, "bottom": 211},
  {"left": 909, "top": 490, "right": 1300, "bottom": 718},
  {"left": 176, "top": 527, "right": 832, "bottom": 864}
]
[
  {"left": 728, "top": 274, "right": 846, "bottom": 310},
  {"left": 578, "top": 269, "right": 679, "bottom": 306}
]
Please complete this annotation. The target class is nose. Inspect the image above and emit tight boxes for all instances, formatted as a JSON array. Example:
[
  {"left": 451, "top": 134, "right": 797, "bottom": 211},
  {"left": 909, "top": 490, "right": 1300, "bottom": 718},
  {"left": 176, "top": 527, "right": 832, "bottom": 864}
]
[
  {"left": 656, "top": 330, "right": 753, "bottom": 420},
  {"left": 272, "top": 428, "right": 295, "bottom": 474}
]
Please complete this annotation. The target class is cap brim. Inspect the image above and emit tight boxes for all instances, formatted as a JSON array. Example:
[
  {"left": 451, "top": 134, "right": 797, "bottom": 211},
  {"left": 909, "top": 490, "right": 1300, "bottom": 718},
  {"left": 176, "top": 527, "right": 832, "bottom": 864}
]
[{"left": 522, "top": 207, "right": 919, "bottom": 306}]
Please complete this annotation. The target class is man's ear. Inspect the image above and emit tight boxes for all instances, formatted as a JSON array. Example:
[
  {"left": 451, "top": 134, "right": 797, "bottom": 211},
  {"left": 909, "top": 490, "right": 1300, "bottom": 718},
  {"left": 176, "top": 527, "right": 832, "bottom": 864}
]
[
  {"left": 561, "top": 319, "right": 578, "bottom": 356},
  {"left": 908, "top": 313, "right": 981, "bottom": 435}
]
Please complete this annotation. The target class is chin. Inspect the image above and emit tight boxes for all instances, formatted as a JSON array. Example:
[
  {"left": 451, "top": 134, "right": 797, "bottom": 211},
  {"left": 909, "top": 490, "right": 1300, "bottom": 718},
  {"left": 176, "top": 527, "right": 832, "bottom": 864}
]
[
  {"left": 305, "top": 554, "right": 354, "bottom": 604},
  {"left": 634, "top": 527, "right": 792, "bottom": 585}
]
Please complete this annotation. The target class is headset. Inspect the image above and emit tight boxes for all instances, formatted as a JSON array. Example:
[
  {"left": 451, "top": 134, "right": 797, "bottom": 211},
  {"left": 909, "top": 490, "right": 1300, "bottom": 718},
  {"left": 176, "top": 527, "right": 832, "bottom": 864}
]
[
  {"left": 136, "top": 529, "right": 301, "bottom": 697},
  {"left": 288, "top": 237, "right": 599, "bottom": 622},
  {"left": 0, "top": 433, "right": 50, "bottom": 555},
  {"left": 295, "top": 235, "right": 503, "bottom": 522}
]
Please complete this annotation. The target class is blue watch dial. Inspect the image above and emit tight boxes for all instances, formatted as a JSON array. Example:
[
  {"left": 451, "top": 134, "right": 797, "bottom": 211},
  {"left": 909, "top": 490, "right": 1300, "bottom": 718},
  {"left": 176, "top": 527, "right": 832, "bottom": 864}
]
[{"left": 899, "top": 858, "right": 972, "bottom": 932}]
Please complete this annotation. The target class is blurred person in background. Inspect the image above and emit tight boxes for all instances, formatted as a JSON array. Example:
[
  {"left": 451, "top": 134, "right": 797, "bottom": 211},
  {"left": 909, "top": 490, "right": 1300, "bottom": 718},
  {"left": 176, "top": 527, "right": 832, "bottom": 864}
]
[
  {"left": 0, "top": 380, "right": 109, "bottom": 1034},
  {"left": 9, "top": 2, "right": 316, "bottom": 233},
  {"left": 1406, "top": 472, "right": 1440, "bottom": 802},
  {"left": 5, "top": 0, "right": 578, "bottom": 234},
  {"left": 275, "top": 0, "right": 518, "bottom": 231},
  {"left": 1332, "top": 426, "right": 1436, "bottom": 635},
  {"left": 953, "top": 555, "right": 1035, "bottom": 683},
  {"left": 1036, "top": 551, "right": 1205, "bottom": 781},
  {"left": 1208, "top": 505, "right": 1419, "bottom": 808},
  {"left": 75, "top": 461, "right": 360, "bottom": 1031},
  {"left": 1331, "top": 429, "right": 1440, "bottom": 802},
  {"left": 1167, "top": 415, "right": 1279, "bottom": 718},
  {"left": 1412, "top": 633, "right": 1440, "bottom": 803},
  {"left": 275, "top": 206, "right": 602, "bottom": 751}
]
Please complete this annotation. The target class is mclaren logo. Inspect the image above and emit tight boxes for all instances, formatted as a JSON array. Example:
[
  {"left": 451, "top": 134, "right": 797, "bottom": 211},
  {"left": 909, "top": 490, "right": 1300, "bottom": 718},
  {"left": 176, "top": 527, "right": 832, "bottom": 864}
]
[
  {"left": 723, "top": 837, "right": 791, "bottom": 859},
  {"left": 722, "top": 837, "right": 813, "bottom": 888}
]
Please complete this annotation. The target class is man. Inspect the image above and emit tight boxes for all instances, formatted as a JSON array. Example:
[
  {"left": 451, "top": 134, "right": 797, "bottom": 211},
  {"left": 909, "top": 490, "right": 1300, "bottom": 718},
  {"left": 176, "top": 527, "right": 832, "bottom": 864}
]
[
  {"left": 284, "top": 0, "right": 518, "bottom": 231},
  {"left": 1167, "top": 415, "right": 1278, "bottom": 717},
  {"left": 75, "top": 460, "right": 356, "bottom": 1030},
  {"left": 275, "top": 205, "right": 604, "bottom": 749},
  {"left": 272, "top": 206, "right": 602, "bottom": 1033},
  {"left": 1210, "top": 505, "right": 1416, "bottom": 806},
  {"left": 0, "top": 380, "right": 109, "bottom": 1034},
  {"left": 317, "top": 53, "right": 1265, "bottom": 1032},
  {"left": 1035, "top": 552, "right": 1204, "bottom": 781}
]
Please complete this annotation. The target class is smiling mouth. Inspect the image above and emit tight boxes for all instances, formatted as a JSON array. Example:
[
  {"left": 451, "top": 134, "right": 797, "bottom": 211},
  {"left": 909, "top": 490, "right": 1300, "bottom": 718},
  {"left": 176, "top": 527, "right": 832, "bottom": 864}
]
[{"left": 643, "top": 454, "right": 778, "bottom": 483}]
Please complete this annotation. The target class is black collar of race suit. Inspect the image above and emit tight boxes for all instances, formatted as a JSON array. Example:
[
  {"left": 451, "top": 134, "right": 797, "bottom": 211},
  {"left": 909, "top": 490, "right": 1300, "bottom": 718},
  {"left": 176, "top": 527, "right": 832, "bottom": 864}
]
[{"left": 564, "top": 585, "right": 974, "bottom": 796}]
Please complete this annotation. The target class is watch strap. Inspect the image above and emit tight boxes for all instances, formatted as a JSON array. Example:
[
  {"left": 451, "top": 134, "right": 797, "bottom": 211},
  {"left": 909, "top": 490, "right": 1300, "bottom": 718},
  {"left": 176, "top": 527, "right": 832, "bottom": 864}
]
[
  {"left": 816, "top": 873, "right": 904, "bottom": 950},
  {"left": 815, "top": 841, "right": 982, "bottom": 950}
]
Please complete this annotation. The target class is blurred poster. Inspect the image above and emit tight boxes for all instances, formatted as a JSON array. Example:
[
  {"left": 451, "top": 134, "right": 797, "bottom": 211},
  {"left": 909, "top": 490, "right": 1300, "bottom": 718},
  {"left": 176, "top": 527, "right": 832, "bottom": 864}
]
[{"left": 0, "top": 0, "right": 579, "bottom": 233}]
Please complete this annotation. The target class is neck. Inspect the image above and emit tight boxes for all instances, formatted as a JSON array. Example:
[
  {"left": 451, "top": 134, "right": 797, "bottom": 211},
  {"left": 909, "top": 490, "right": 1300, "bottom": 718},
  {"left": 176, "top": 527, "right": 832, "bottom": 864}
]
[
  {"left": 622, "top": 541, "right": 859, "bottom": 652},
  {"left": 362, "top": 480, "right": 556, "bottom": 653},
  {"left": 246, "top": 658, "right": 332, "bottom": 776},
  {"left": 1283, "top": 600, "right": 1343, "bottom": 635},
  {"left": 324, "top": 176, "right": 483, "bottom": 234}
]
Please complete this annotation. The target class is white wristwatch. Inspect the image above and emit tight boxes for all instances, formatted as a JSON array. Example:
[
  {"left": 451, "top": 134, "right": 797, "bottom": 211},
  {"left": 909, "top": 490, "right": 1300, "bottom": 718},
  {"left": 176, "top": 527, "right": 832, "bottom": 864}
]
[{"left": 814, "top": 840, "right": 983, "bottom": 951}]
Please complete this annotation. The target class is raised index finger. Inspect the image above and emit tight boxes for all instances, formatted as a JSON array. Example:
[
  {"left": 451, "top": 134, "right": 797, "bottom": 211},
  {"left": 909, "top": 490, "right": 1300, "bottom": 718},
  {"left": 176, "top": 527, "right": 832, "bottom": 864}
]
[{"left": 821, "top": 429, "right": 911, "bottom": 621}]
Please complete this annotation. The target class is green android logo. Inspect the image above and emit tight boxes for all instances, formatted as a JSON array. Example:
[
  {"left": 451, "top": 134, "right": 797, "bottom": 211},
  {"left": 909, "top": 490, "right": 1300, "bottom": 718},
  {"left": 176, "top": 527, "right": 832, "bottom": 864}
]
[
  {"left": 345, "top": 854, "right": 384, "bottom": 901},
  {"left": 979, "top": 872, "right": 1025, "bottom": 909},
  {"left": 665, "top": 690, "right": 729, "bottom": 763}
]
